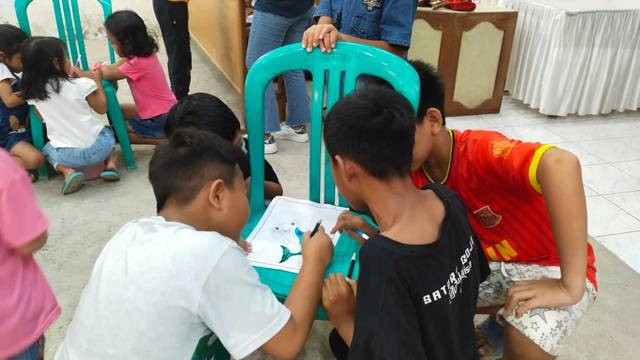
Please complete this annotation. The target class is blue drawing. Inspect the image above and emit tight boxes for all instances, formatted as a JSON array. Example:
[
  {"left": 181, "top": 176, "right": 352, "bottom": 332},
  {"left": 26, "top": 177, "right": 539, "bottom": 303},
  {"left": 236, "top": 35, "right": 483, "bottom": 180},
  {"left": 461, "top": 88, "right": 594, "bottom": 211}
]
[{"left": 273, "top": 221, "right": 305, "bottom": 263}]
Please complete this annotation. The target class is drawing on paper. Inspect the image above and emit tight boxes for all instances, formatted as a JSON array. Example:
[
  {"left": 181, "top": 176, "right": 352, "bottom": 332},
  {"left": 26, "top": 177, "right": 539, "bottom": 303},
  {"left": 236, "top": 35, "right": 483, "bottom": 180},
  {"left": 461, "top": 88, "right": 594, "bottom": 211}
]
[{"left": 246, "top": 196, "right": 346, "bottom": 273}]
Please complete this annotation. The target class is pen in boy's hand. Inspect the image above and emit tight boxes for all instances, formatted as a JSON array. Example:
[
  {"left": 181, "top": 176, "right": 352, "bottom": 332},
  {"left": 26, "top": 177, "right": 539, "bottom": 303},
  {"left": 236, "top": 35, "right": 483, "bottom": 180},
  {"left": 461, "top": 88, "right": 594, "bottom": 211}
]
[
  {"left": 309, "top": 219, "right": 323, "bottom": 238},
  {"left": 347, "top": 252, "right": 356, "bottom": 279},
  {"left": 355, "top": 230, "right": 370, "bottom": 241}
]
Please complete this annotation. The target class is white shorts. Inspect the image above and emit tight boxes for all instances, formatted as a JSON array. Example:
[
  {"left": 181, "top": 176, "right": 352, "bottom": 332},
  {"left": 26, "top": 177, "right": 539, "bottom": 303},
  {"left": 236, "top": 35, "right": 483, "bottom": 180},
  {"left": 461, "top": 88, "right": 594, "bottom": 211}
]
[{"left": 477, "top": 262, "right": 597, "bottom": 356}]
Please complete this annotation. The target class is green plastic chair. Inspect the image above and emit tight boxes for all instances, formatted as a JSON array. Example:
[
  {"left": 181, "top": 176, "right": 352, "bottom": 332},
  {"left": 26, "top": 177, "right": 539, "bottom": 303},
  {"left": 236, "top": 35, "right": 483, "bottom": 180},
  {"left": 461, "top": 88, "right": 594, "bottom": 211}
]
[
  {"left": 242, "top": 42, "right": 420, "bottom": 318},
  {"left": 14, "top": 0, "right": 137, "bottom": 178}
]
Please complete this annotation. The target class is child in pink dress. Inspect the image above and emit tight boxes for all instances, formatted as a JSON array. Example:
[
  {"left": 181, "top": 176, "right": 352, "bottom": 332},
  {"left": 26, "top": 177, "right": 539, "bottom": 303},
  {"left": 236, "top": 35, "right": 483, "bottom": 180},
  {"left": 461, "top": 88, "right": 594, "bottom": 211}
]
[
  {"left": 100, "top": 10, "right": 177, "bottom": 145},
  {"left": 0, "top": 148, "right": 60, "bottom": 359}
]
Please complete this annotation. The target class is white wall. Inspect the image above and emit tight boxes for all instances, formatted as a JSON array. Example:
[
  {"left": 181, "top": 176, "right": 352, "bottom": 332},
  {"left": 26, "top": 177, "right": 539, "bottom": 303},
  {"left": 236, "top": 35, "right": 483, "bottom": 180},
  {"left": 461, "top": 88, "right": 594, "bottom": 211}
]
[{"left": 0, "top": 0, "right": 159, "bottom": 38}]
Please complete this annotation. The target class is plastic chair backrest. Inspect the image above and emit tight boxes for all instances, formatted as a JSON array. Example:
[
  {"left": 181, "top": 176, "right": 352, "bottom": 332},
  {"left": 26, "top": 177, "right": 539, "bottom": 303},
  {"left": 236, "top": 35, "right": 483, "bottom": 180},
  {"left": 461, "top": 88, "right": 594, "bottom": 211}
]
[
  {"left": 14, "top": 0, "right": 116, "bottom": 70},
  {"left": 245, "top": 42, "right": 420, "bottom": 217}
]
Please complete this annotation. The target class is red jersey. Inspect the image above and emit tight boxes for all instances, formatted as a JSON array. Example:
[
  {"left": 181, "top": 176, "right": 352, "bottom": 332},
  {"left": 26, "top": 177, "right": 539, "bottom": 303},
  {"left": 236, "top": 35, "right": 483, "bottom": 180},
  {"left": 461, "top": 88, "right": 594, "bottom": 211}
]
[{"left": 411, "top": 130, "right": 597, "bottom": 288}]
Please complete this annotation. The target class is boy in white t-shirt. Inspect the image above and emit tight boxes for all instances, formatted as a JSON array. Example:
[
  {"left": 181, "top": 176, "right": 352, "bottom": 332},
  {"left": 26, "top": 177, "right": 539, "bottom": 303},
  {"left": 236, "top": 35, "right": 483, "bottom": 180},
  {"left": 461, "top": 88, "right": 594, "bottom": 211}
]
[{"left": 55, "top": 128, "right": 334, "bottom": 360}]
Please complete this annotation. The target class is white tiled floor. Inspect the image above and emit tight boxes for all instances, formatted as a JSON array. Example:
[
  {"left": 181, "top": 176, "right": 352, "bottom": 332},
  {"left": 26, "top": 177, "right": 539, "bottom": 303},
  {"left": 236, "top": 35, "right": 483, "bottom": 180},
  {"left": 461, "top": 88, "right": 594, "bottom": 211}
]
[{"left": 448, "top": 96, "right": 640, "bottom": 273}]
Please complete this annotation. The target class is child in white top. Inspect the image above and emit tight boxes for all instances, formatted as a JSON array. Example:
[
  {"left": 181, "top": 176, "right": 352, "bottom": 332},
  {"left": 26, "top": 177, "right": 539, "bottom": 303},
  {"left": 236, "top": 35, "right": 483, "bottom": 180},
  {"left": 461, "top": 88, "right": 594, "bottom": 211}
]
[
  {"left": 21, "top": 36, "right": 119, "bottom": 195},
  {"left": 55, "top": 129, "right": 335, "bottom": 359},
  {"left": 0, "top": 24, "right": 43, "bottom": 175}
]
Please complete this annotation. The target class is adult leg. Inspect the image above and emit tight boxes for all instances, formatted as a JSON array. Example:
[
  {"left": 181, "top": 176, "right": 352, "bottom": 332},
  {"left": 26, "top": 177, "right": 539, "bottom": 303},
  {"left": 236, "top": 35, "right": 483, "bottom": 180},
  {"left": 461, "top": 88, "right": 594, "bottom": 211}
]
[
  {"left": 153, "top": 0, "right": 191, "bottom": 99},
  {"left": 281, "top": 8, "right": 312, "bottom": 129},
  {"left": 245, "top": 10, "right": 292, "bottom": 135}
]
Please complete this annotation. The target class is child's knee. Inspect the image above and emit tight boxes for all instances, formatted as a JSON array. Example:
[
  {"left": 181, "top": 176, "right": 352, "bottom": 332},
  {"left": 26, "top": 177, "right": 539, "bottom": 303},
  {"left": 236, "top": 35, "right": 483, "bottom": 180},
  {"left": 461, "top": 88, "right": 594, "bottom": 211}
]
[{"left": 27, "top": 151, "right": 45, "bottom": 170}]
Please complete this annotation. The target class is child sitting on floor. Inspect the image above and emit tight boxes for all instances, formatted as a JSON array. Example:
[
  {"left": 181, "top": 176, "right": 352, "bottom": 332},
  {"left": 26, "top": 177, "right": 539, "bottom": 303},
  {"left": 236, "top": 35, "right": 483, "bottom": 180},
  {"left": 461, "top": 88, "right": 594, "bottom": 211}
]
[
  {"left": 21, "top": 36, "right": 120, "bottom": 195},
  {"left": 165, "top": 92, "right": 284, "bottom": 201},
  {"left": 409, "top": 60, "right": 597, "bottom": 360},
  {"left": 0, "top": 24, "right": 43, "bottom": 175},
  {"left": 100, "top": 10, "right": 177, "bottom": 145},
  {"left": 322, "top": 86, "right": 489, "bottom": 359},
  {"left": 0, "top": 148, "right": 60, "bottom": 360},
  {"left": 55, "top": 129, "right": 335, "bottom": 360}
]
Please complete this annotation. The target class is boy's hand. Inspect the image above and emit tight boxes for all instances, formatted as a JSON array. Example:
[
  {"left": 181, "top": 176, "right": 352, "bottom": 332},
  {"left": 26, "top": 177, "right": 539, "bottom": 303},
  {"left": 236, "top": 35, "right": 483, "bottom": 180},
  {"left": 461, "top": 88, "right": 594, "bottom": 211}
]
[
  {"left": 503, "top": 278, "right": 585, "bottom": 318},
  {"left": 238, "top": 239, "right": 252, "bottom": 254},
  {"left": 302, "top": 24, "right": 340, "bottom": 53},
  {"left": 331, "top": 211, "right": 377, "bottom": 244},
  {"left": 322, "top": 274, "right": 357, "bottom": 327},
  {"left": 302, "top": 225, "right": 334, "bottom": 268}
]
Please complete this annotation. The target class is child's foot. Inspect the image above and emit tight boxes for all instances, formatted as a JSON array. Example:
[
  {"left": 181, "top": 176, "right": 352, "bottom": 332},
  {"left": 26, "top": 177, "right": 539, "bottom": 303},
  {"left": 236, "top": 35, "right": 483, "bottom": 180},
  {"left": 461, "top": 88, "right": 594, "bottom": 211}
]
[
  {"left": 100, "top": 169, "right": 120, "bottom": 182},
  {"left": 61, "top": 171, "right": 85, "bottom": 195},
  {"left": 476, "top": 316, "right": 504, "bottom": 359},
  {"left": 264, "top": 134, "right": 278, "bottom": 154},
  {"left": 273, "top": 124, "right": 309, "bottom": 143},
  {"left": 101, "top": 151, "right": 120, "bottom": 182}
]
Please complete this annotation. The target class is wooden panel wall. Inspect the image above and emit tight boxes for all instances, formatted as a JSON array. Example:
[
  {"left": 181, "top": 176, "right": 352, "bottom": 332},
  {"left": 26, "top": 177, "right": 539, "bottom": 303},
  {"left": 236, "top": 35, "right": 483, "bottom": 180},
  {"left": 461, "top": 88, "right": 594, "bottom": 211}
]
[{"left": 188, "top": 0, "right": 247, "bottom": 95}]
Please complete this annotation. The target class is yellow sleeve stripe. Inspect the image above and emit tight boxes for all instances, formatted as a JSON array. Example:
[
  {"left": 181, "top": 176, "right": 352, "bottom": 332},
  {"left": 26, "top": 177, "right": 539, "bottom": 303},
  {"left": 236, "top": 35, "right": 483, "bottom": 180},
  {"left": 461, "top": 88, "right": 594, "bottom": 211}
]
[{"left": 528, "top": 144, "right": 556, "bottom": 194}]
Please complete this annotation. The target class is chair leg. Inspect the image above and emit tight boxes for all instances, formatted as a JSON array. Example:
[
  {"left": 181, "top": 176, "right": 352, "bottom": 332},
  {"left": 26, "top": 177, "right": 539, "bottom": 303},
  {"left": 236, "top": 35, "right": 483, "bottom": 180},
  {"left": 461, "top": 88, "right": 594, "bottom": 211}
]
[
  {"left": 29, "top": 109, "right": 48, "bottom": 180},
  {"left": 105, "top": 88, "right": 137, "bottom": 170}
]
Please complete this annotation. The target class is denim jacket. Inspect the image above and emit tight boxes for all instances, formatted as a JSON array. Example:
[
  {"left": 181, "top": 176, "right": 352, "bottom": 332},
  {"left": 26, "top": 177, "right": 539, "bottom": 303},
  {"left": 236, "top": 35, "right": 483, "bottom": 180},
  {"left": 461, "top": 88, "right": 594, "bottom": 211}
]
[{"left": 315, "top": 0, "right": 417, "bottom": 48}]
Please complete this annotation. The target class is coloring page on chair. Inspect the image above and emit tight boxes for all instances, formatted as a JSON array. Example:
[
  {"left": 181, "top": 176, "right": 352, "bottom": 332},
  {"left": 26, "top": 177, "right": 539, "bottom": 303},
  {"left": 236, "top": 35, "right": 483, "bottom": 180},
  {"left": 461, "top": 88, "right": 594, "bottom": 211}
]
[{"left": 246, "top": 196, "right": 346, "bottom": 273}]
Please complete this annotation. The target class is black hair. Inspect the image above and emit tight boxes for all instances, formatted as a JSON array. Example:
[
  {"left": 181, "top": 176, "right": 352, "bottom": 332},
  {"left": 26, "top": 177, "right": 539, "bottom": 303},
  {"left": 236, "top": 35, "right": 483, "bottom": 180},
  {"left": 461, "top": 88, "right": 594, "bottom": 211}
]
[
  {"left": 0, "top": 24, "right": 28, "bottom": 60},
  {"left": 165, "top": 93, "right": 241, "bottom": 142},
  {"left": 409, "top": 60, "right": 446, "bottom": 126},
  {"left": 105, "top": 10, "right": 158, "bottom": 58},
  {"left": 323, "top": 86, "right": 416, "bottom": 180},
  {"left": 20, "top": 36, "right": 69, "bottom": 101},
  {"left": 149, "top": 128, "right": 242, "bottom": 212}
]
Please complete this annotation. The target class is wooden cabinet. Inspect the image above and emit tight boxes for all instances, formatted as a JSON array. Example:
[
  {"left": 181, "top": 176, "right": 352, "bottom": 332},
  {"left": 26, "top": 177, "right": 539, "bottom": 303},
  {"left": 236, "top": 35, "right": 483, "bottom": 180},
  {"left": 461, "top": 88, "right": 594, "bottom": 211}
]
[{"left": 408, "top": 5, "right": 517, "bottom": 116}]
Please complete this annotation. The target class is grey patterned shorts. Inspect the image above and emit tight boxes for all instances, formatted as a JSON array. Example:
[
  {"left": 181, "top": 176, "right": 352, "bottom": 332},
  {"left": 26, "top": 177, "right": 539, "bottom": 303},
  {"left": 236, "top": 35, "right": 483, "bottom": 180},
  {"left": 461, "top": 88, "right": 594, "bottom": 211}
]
[{"left": 477, "top": 262, "right": 597, "bottom": 356}]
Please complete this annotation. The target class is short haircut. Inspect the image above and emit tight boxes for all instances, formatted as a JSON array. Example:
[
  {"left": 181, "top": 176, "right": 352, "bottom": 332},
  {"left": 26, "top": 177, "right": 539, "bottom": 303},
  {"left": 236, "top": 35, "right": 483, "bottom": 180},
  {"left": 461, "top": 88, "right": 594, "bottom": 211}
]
[
  {"left": 105, "top": 10, "right": 158, "bottom": 58},
  {"left": 20, "top": 36, "right": 69, "bottom": 101},
  {"left": 149, "top": 128, "right": 241, "bottom": 212},
  {"left": 0, "top": 24, "right": 28, "bottom": 58},
  {"left": 323, "top": 86, "right": 416, "bottom": 180},
  {"left": 165, "top": 93, "right": 241, "bottom": 142},
  {"left": 409, "top": 60, "right": 446, "bottom": 126}
]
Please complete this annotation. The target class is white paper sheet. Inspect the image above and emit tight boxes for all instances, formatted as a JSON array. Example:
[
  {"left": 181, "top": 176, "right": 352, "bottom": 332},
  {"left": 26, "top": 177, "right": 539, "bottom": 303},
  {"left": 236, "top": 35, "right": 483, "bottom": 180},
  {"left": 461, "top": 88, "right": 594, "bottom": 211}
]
[{"left": 246, "top": 196, "right": 346, "bottom": 273}]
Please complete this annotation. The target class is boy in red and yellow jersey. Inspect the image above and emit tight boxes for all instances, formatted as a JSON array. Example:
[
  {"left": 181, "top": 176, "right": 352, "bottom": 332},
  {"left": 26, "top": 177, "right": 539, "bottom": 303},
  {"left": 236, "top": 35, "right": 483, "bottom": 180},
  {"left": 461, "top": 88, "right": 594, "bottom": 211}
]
[{"left": 409, "top": 61, "right": 596, "bottom": 360}]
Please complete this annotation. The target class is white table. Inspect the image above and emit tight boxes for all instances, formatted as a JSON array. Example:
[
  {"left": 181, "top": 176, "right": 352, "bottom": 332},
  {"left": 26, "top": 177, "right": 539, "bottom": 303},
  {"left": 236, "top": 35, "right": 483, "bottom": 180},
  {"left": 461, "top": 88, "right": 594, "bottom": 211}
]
[{"left": 488, "top": 0, "right": 640, "bottom": 116}]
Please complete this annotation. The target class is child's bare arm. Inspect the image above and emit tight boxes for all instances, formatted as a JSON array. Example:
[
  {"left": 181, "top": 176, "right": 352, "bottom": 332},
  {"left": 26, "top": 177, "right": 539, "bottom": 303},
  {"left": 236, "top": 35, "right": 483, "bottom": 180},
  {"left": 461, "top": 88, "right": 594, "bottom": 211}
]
[
  {"left": 79, "top": 68, "right": 108, "bottom": 114},
  {"left": 261, "top": 227, "right": 334, "bottom": 359},
  {"left": 100, "top": 59, "right": 126, "bottom": 81},
  {"left": 15, "top": 231, "right": 48, "bottom": 255},
  {"left": 0, "top": 79, "right": 24, "bottom": 108},
  {"left": 539, "top": 148, "right": 588, "bottom": 297},
  {"left": 504, "top": 148, "right": 587, "bottom": 317},
  {"left": 264, "top": 181, "right": 283, "bottom": 199}
]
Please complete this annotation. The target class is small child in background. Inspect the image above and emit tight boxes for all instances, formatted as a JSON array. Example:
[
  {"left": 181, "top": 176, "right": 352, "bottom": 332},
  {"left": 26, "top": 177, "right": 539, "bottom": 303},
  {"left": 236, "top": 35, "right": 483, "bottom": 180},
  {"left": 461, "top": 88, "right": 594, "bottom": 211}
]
[
  {"left": 55, "top": 129, "right": 334, "bottom": 359},
  {"left": 21, "top": 36, "right": 120, "bottom": 195},
  {"left": 0, "top": 148, "right": 60, "bottom": 360},
  {"left": 100, "top": 10, "right": 177, "bottom": 145},
  {"left": 165, "top": 92, "right": 284, "bottom": 201},
  {"left": 0, "top": 24, "right": 43, "bottom": 175}
]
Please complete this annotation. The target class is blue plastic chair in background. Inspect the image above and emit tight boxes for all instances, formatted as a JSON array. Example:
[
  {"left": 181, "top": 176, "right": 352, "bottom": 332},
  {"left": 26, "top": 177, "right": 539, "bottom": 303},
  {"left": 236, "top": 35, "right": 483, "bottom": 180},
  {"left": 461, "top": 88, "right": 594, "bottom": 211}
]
[
  {"left": 242, "top": 42, "right": 420, "bottom": 315},
  {"left": 14, "top": 0, "right": 137, "bottom": 179}
]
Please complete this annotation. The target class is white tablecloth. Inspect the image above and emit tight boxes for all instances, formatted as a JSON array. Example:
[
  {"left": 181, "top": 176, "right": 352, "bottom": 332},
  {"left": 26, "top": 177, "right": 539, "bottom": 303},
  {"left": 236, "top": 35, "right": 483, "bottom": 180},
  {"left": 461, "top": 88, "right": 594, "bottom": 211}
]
[{"left": 494, "top": 0, "right": 640, "bottom": 116}]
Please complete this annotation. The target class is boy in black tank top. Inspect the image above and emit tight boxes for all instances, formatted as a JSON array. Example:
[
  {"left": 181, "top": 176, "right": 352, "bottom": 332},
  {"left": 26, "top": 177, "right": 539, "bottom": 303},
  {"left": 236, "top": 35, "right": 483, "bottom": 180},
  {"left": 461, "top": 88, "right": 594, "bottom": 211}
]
[{"left": 322, "top": 86, "right": 489, "bottom": 360}]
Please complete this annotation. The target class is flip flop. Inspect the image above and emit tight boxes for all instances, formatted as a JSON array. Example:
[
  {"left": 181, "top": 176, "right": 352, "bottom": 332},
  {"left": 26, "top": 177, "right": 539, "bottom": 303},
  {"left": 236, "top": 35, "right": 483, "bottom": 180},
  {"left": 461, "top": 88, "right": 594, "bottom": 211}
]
[
  {"left": 100, "top": 169, "right": 120, "bottom": 182},
  {"left": 478, "top": 315, "right": 504, "bottom": 359},
  {"left": 61, "top": 172, "right": 85, "bottom": 195}
]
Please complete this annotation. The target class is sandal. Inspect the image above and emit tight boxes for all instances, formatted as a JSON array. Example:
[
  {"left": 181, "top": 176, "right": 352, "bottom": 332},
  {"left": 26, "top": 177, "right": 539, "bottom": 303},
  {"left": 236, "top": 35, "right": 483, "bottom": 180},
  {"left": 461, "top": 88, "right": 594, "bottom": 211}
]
[
  {"left": 61, "top": 172, "right": 85, "bottom": 195},
  {"left": 100, "top": 169, "right": 120, "bottom": 182},
  {"left": 477, "top": 315, "right": 504, "bottom": 359}
]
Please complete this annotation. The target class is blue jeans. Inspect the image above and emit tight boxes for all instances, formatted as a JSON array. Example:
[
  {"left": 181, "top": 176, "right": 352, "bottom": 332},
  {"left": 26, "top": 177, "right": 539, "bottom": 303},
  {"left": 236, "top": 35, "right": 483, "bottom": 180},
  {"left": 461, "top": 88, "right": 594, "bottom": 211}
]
[
  {"left": 10, "top": 335, "right": 44, "bottom": 360},
  {"left": 128, "top": 113, "right": 168, "bottom": 139},
  {"left": 245, "top": 7, "right": 313, "bottom": 134},
  {"left": 43, "top": 127, "right": 115, "bottom": 169}
]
